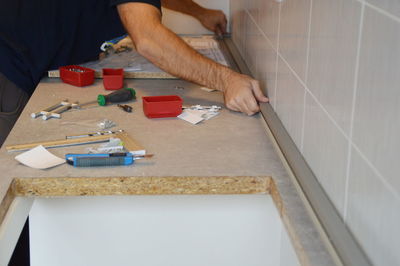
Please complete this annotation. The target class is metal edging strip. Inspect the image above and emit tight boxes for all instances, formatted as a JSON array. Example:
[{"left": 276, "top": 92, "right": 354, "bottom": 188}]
[{"left": 222, "top": 37, "right": 372, "bottom": 266}]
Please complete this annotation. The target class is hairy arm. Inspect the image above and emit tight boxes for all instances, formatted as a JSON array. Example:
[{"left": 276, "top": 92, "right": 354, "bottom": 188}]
[
  {"left": 161, "top": 0, "right": 227, "bottom": 36},
  {"left": 161, "top": 0, "right": 203, "bottom": 16},
  {"left": 117, "top": 3, "right": 268, "bottom": 115}
]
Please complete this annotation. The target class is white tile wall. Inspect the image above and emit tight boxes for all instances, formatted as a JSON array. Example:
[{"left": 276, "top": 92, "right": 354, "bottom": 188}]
[
  {"left": 247, "top": 0, "right": 259, "bottom": 25},
  {"left": 231, "top": 1, "right": 246, "bottom": 57},
  {"left": 278, "top": 0, "right": 311, "bottom": 81},
  {"left": 230, "top": 0, "right": 400, "bottom": 264},
  {"left": 275, "top": 57, "right": 305, "bottom": 148},
  {"left": 243, "top": 10, "right": 278, "bottom": 107},
  {"left": 303, "top": 93, "right": 349, "bottom": 215},
  {"left": 252, "top": 18, "right": 265, "bottom": 85},
  {"left": 347, "top": 148, "right": 400, "bottom": 266},
  {"left": 258, "top": 42, "right": 278, "bottom": 106},
  {"left": 258, "top": 0, "right": 280, "bottom": 49},
  {"left": 307, "top": 0, "right": 361, "bottom": 133},
  {"left": 244, "top": 11, "right": 258, "bottom": 75},
  {"left": 352, "top": 6, "right": 400, "bottom": 196}
]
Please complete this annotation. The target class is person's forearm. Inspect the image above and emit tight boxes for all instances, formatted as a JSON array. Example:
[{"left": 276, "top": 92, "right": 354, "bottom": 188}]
[
  {"left": 118, "top": 3, "right": 234, "bottom": 92},
  {"left": 118, "top": 3, "right": 268, "bottom": 115},
  {"left": 162, "top": 0, "right": 227, "bottom": 37},
  {"left": 161, "top": 0, "right": 205, "bottom": 17}
]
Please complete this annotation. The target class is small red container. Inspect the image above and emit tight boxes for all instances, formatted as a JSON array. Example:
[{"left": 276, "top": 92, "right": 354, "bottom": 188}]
[
  {"left": 142, "top": 95, "right": 183, "bottom": 118},
  {"left": 103, "top": 68, "right": 124, "bottom": 90},
  {"left": 59, "top": 65, "right": 95, "bottom": 87}
]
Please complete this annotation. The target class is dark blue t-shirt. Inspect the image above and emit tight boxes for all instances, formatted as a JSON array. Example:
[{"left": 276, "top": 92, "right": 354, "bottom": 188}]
[{"left": 0, "top": 0, "right": 160, "bottom": 94}]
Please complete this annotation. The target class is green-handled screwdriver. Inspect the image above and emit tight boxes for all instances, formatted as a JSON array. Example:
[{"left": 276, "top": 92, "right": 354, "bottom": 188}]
[{"left": 78, "top": 88, "right": 136, "bottom": 108}]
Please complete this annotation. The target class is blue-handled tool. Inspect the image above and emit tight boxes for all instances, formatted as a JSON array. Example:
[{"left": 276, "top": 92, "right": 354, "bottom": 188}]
[
  {"left": 66, "top": 152, "right": 152, "bottom": 167},
  {"left": 100, "top": 34, "right": 128, "bottom": 52}
]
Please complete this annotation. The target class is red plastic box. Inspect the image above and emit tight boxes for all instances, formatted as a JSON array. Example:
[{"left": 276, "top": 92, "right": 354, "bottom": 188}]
[
  {"left": 59, "top": 65, "right": 95, "bottom": 87},
  {"left": 142, "top": 95, "right": 183, "bottom": 118},
  {"left": 103, "top": 68, "right": 124, "bottom": 90}
]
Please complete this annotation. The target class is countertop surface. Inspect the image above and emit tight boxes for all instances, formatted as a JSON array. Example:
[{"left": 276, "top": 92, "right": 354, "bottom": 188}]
[
  {"left": 0, "top": 78, "right": 336, "bottom": 266},
  {"left": 1, "top": 79, "right": 275, "bottom": 180}
]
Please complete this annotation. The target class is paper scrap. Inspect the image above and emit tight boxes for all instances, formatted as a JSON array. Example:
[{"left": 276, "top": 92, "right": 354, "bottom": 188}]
[
  {"left": 202, "top": 110, "right": 220, "bottom": 120},
  {"left": 178, "top": 105, "right": 221, "bottom": 125},
  {"left": 87, "top": 138, "right": 125, "bottom": 153},
  {"left": 15, "top": 145, "right": 66, "bottom": 169},
  {"left": 129, "top": 149, "right": 146, "bottom": 156},
  {"left": 200, "top": 87, "right": 216, "bottom": 92},
  {"left": 178, "top": 110, "right": 205, "bottom": 125}
]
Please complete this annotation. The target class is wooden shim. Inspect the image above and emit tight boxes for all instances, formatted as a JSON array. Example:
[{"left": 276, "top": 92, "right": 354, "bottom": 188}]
[
  {"left": 6, "top": 131, "right": 145, "bottom": 154},
  {"left": 48, "top": 70, "right": 177, "bottom": 79},
  {"left": 115, "top": 131, "right": 146, "bottom": 155},
  {"left": 6, "top": 135, "right": 112, "bottom": 152}
]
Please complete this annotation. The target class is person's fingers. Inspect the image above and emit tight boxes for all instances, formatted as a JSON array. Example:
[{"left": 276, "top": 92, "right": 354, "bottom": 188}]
[
  {"left": 215, "top": 26, "right": 223, "bottom": 38},
  {"left": 227, "top": 98, "right": 258, "bottom": 115},
  {"left": 234, "top": 92, "right": 259, "bottom": 116},
  {"left": 226, "top": 96, "right": 254, "bottom": 115},
  {"left": 223, "top": 75, "right": 267, "bottom": 115},
  {"left": 227, "top": 104, "right": 241, "bottom": 113},
  {"left": 235, "top": 99, "right": 251, "bottom": 115},
  {"left": 251, "top": 80, "right": 269, "bottom": 102},
  {"left": 243, "top": 95, "right": 260, "bottom": 115},
  {"left": 225, "top": 97, "right": 240, "bottom": 112},
  {"left": 220, "top": 17, "right": 227, "bottom": 34},
  {"left": 248, "top": 98, "right": 260, "bottom": 114}
]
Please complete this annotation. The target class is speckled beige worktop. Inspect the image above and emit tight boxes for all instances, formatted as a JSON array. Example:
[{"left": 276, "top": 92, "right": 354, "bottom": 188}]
[{"left": 0, "top": 78, "right": 336, "bottom": 266}]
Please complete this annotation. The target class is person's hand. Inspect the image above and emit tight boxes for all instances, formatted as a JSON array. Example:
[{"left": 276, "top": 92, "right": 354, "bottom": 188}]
[
  {"left": 222, "top": 73, "right": 269, "bottom": 115},
  {"left": 197, "top": 9, "right": 227, "bottom": 37}
]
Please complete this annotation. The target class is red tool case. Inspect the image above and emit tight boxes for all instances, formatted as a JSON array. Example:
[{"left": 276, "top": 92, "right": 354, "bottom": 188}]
[
  {"left": 102, "top": 68, "right": 124, "bottom": 90},
  {"left": 142, "top": 95, "right": 183, "bottom": 118},
  {"left": 59, "top": 65, "right": 95, "bottom": 87}
]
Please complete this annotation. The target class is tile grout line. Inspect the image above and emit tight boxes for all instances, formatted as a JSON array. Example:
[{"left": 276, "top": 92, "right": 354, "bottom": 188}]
[
  {"left": 362, "top": 1, "right": 400, "bottom": 23},
  {"left": 301, "top": 0, "right": 313, "bottom": 152},
  {"left": 304, "top": 0, "right": 313, "bottom": 86},
  {"left": 343, "top": 2, "right": 365, "bottom": 222},
  {"left": 245, "top": 9, "right": 276, "bottom": 53},
  {"left": 351, "top": 142, "right": 400, "bottom": 202}
]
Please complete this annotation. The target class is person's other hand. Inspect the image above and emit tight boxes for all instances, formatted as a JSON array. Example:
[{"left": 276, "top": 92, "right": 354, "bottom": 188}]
[
  {"left": 198, "top": 9, "right": 227, "bottom": 37},
  {"left": 222, "top": 74, "right": 269, "bottom": 115}
]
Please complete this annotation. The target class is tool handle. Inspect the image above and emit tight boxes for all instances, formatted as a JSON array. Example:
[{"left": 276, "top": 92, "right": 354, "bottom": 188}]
[
  {"left": 97, "top": 88, "right": 136, "bottom": 106},
  {"left": 70, "top": 156, "right": 134, "bottom": 167},
  {"left": 66, "top": 153, "right": 134, "bottom": 167}
]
